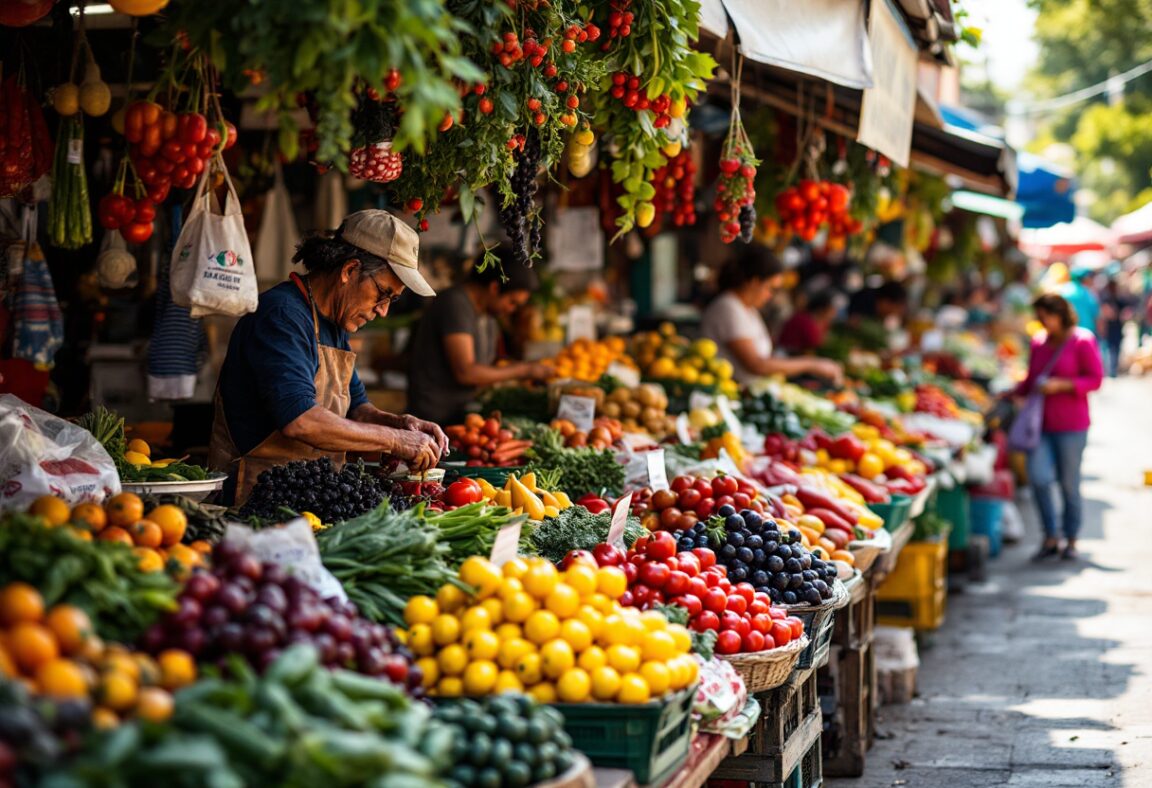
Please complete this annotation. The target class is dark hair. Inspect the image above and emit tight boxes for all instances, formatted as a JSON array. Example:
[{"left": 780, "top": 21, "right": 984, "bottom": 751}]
[
  {"left": 1033, "top": 292, "right": 1077, "bottom": 329},
  {"left": 875, "top": 281, "right": 908, "bottom": 305},
  {"left": 292, "top": 231, "right": 391, "bottom": 276},
  {"left": 718, "top": 244, "right": 783, "bottom": 292},
  {"left": 805, "top": 291, "right": 835, "bottom": 313},
  {"left": 468, "top": 246, "right": 539, "bottom": 292}
]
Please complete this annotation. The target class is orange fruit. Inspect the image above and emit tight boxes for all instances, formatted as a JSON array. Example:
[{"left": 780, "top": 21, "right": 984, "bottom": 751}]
[
  {"left": 45, "top": 605, "right": 93, "bottom": 655},
  {"left": 126, "top": 439, "right": 151, "bottom": 458},
  {"left": 189, "top": 540, "right": 212, "bottom": 555},
  {"left": 99, "top": 671, "right": 138, "bottom": 712},
  {"left": 98, "top": 527, "right": 134, "bottom": 546},
  {"left": 166, "top": 543, "right": 201, "bottom": 569},
  {"left": 70, "top": 502, "right": 107, "bottom": 532},
  {"left": 105, "top": 493, "right": 144, "bottom": 528},
  {"left": 35, "top": 659, "right": 89, "bottom": 698},
  {"left": 0, "top": 645, "right": 17, "bottom": 677},
  {"left": 91, "top": 707, "right": 119, "bottom": 730},
  {"left": 67, "top": 527, "right": 93, "bottom": 542},
  {"left": 130, "top": 520, "right": 163, "bottom": 549},
  {"left": 133, "top": 653, "right": 160, "bottom": 686},
  {"left": 157, "top": 649, "right": 196, "bottom": 690},
  {"left": 132, "top": 547, "right": 165, "bottom": 573},
  {"left": 28, "top": 495, "right": 71, "bottom": 526},
  {"left": 101, "top": 650, "right": 140, "bottom": 682},
  {"left": 146, "top": 505, "right": 187, "bottom": 547},
  {"left": 8, "top": 623, "right": 60, "bottom": 672},
  {"left": 135, "top": 687, "right": 174, "bottom": 722},
  {"left": 0, "top": 582, "right": 45, "bottom": 626}
]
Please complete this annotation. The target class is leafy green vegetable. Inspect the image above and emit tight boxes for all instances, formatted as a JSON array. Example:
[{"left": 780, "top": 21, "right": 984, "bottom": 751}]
[
  {"left": 522, "top": 426, "right": 625, "bottom": 499},
  {"left": 529, "top": 507, "right": 645, "bottom": 565}
]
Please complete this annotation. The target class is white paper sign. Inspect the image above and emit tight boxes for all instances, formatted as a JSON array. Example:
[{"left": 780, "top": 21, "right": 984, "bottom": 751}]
[
  {"left": 608, "top": 493, "right": 633, "bottom": 547},
  {"left": 558, "top": 394, "right": 597, "bottom": 433},
  {"left": 547, "top": 207, "right": 605, "bottom": 272},
  {"left": 225, "top": 519, "right": 347, "bottom": 601},
  {"left": 566, "top": 305, "right": 597, "bottom": 345},
  {"left": 607, "top": 362, "right": 641, "bottom": 388},
  {"left": 645, "top": 449, "right": 669, "bottom": 491},
  {"left": 856, "top": 0, "right": 918, "bottom": 167},
  {"left": 676, "top": 413, "right": 694, "bottom": 444},
  {"left": 489, "top": 521, "right": 523, "bottom": 566},
  {"left": 716, "top": 395, "right": 743, "bottom": 436}
]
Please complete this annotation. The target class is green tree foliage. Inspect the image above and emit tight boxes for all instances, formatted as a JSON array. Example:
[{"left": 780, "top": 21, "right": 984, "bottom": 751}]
[{"left": 1026, "top": 0, "right": 1152, "bottom": 222}]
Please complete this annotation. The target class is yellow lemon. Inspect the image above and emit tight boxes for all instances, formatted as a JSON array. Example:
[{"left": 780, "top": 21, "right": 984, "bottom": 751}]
[
  {"left": 649, "top": 357, "right": 676, "bottom": 379},
  {"left": 524, "top": 610, "right": 562, "bottom": 645},
  {"left": 437, "top": 644, "right": 468, "bottom": 676},
  {"left": 679, "top": 366, "right": 700, "bottom": 385},
  {"left": 639, "top": 661, "right": 671, "bottom": 696},
  {"left": 616, "top": 673, "right": 651, "bottom": 704},
  {"left": 556, "top": 668, "right": 592, "bottom": 703},
  {"left": 540, "top": 639, "right": 576, "bottom": 680},
  {"left": 577, "top": 645, "right": 608, "bottom": 673},
  {"left": 403, "top": 596, "right": 438, "bottom": 626},
  {"left": 691, "top": 338, "right": 718, "bottom": 360}
]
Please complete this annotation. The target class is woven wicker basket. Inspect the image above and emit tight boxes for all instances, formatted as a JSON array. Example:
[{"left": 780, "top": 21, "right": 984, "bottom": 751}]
[
  {"left": 719, "top": 634, "right": 809, "bottom": 693},
  {"left": 847, "top": 527, "right": 893, "bottom": 573},
  {"left": 783, "top": 579, "right": 852, "bottom": 670}
]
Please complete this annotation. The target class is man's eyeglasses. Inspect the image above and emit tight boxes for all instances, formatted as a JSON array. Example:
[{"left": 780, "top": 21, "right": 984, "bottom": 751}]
[{"left": 368, "top": 272, "right": 402, "bottom": 308}]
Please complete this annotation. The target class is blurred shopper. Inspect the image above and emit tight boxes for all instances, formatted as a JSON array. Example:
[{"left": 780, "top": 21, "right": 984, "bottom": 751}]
[
  {"left": 1060, "top": 266, "right": 1102, "bottom": 338},
  {"left": 1100, "top": 278, "right": 1135, "bottom": 377},
  {"left": 778, "top": 291, "right": 837, "bottom": 356},
  {"left": 1015, "top": 294, "right": 1104, "bottom": 562}
]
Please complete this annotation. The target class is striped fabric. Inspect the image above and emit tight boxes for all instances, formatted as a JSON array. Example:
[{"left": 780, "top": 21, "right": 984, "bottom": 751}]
[
  {"left": 148, "top": 205, "right": 205, "bottom": 400},
  {"left": 11, "top": 241, "right": 63, "bottom": 368}
]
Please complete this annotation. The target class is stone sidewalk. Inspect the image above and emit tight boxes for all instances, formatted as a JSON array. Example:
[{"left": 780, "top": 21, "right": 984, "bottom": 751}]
[{"left": 827, "top": 377, "right": 1152, "bottom": 788}]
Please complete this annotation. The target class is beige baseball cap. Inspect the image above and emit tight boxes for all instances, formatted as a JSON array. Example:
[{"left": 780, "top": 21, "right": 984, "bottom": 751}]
[{"left": 338, "top": 209, "right": 435, "bottom": 297}]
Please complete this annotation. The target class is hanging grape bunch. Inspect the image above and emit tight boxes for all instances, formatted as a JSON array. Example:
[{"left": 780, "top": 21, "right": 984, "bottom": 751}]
[
  {"left": 497, "top": 128, "right": 544, "bottom": 267},
  {"left": 348, "top": 84, "right": 403, "bottom": 184}
]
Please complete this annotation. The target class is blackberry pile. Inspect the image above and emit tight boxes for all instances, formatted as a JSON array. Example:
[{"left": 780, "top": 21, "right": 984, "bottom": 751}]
[
  {"left": 738, "top": 204, "right": 756, "bottom": 244},
  {"left": 675, "top": 505, "right": 838, "bottom": 606},
  {"left": 240, "top": 458, "right": 385, "bottom": 523},
  {"left": 498, "top": 129, "right": 544, "bottom": 267}
]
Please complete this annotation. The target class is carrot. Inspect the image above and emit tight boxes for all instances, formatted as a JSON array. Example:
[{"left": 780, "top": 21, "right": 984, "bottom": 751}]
[
  {"left": 493, "top": 439, "right": 532, "bottom": 453},
  {"left": 445, "top": 425, "right": 467, "bottom": 439}
]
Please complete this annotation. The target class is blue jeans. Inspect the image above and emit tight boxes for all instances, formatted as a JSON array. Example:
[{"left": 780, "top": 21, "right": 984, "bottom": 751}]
[{"left": 1027, "top": 430, "right": 1088, "bottom": 540}]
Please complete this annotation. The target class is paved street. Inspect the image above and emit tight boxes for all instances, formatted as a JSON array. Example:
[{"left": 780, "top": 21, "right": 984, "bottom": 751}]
[{"left": 829, "top": 376, "right": 1152, "bottom": 788}]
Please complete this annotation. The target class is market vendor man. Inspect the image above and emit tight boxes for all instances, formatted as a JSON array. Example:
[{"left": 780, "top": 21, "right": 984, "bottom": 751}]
[{"left": 210, "top": 209, "right": 448, "bottom": 505}]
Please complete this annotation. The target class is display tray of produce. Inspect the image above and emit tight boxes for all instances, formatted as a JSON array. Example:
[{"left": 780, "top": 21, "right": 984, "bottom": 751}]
[
  {"left": 119, "top": 472, "right": 227, "bottom": 502},
  {"left": 440, "top": 461, "right": 522, "bottom": 487},
  {"left": 550, "top": 684, "right": 697, "bottom": 787},
  {"left": 846, "top": 527, "right": 891, "bottom": 573},
  {"left": 867, "top": 493, "right": 912, "bottom": 532},
  {"left": 908, "top": 475, "right": 936, "bottom": 519},
  {"left": 782, "top": 579, "right": 850, "bottom": 671},
  {"left": 718, "top": 634, "right": 808, "bottom": 693}
]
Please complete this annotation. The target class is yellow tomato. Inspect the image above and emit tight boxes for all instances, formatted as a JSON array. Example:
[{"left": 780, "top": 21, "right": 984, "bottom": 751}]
[
  {"left": 521, "top": 561, "right": 560, "bottom": 600},
  {"left": 527, "top": 682, "right": 557, "bottom": 704},
  {"left": 437, "top": 677, "right": 464, "bottom": 697},
  {"left": 605, "top": 644, "right": 641, "bottom": 674},
  {"left": 577, "top": 645, "right": 608, "bottom": 673},
  {"left": 563, "top": 564, "right": 598, "bottom": 596},
  {"left": 590, "top": 666, "right": 622, "bottom": 701},
  {"left": 524, "top": 610, "right": 561, "bottom": 645},
  {"left": 462, "top": 660, "right": 499, "bottom": 695},
  {"left": 498, "top": 638, "right": 536, "bottom": 670},
  {"left": 616, "top": 673, "right": 651, "bottom": 704},
  {"left": 516, "top": 653, "right": 544, "bottom": 685},
  {"left": 556, "top": 668, "right": 592, "bottom": 703},
  {"left": 595, "top": 567, "right": 627, "bottom": 600},
  {"left": 459, "top": 606, "right": 492, "bottom": 632},
  {"left": 559, "top": 619, "right": 593, "bottom": 652},
  {"left": 494, "top": 670, "right": 525, "bottom": 695},
  {"left": 431, "top": 614, "right": 461, "bottom": 646},
  {"left": 539, "top": 639, "right": 575, "bottom": 680},
  {"left": 407, "top": 624, "right": 434, "bottom": 657},
  {"left": 437, "top": 644, "right": 468, "bottom": 677},
  {"left": 463, "top": 630, "right": 500, "bottom": 662},
  {"left": 641, "top": 630, "right": 677, "bottom": 662},
  {"left": 403, "top": 595, "right": 438, "bottom": 626},
  {"left": 544, "top": 584, "right": 581, "bottom": 619},
  {"left": 435, "top": 584, "right": 468, "bottom": 614},
  {"left": 459, "top": 557, "right": 503, "bottom": 599},
  {"left": 502, "top": 591, "right": 537, "bottom": 624},
  {"left": 640, "top": 661, "right": 671, "bottom": 696}
]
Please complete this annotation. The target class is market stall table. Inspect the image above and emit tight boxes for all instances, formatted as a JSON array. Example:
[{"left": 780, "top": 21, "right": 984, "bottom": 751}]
[
  {"left": 820, "top": 569, "right": 877, "bottom": 777},
  {"left": 592, "top": 734, "right": 738, "bottom": 788}
]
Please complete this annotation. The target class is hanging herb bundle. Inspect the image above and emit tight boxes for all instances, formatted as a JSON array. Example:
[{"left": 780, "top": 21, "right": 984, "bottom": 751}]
[
  {"left": 715, "top": 55, "right": 758, "bottom": 245},
  {"left": 47, "top": 116, "right": 92, "bottom": 249}
]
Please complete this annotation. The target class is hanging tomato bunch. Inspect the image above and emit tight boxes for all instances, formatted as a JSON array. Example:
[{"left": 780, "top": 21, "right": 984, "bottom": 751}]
[
  {"left": 651, "top": 146, "right": 697, "bottom": 228},
  {"left": 773, "top": 180, "right": 862, "bottom": 245},
  {"left": 715, "top": 69, "right": 758, "bottom": 245},
  {"left": 96, "top": 159, "right": 157, "bottom": 245}
]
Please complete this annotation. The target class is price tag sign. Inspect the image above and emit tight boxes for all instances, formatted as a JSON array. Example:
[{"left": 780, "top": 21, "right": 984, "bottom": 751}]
[
  {"left": 717, "top": 395, "right": 743, "bottom": 435},
  {"left": 225, "top": 519, "right": 347, "bottom": 601},
  {"left": 607, "top": 492, "right": 633, "bottom": 547},
  {"left": 489, "top": 521, "right": 523, "bottom": 567},
  {"left": 565, "top": 304, "right": 597, "bottom": 344},
  {"left": 67, "top": 139, "right": 84, "bottom": 165},
  {"left": 607, "top": 361, "right": 641, "bottom": 388},
  {"left": 557, "top": 394, "right": 597, "bottom": 433},
  {"left": 676, "top": 413, "right": 693, "bottom": 444},
  {"left": 689, "top": 390, "right": 714, "bottom": 412},
  {"left": 645, "top": 449, "right": 669, "bottom": 491}
]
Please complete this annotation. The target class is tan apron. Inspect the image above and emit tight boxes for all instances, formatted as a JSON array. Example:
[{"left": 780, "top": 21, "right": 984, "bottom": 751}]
[{"left": 208, "top": 273, "right": 355, "bottom": 506}]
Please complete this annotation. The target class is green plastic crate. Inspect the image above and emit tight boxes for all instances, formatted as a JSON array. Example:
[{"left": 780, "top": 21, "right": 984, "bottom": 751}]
[
  {"left": 550, "top": 684, "right": 696, "bottom": 784},
  {"left": 439, "top": 462, "right": 522, "bottom": 488},
  {"left": 867, "top": 494, "right": 912, "bottom": 532},
  {"left": 934, "top": 485, "right": 971, "bottom": 550}
]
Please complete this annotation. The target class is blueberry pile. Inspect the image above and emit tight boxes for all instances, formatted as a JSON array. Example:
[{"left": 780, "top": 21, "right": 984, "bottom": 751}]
[
  {"left": 675, "top": 504, "right": 838, "bottom": 606},
  {"left": 239, "top": 457, "right": 385, "bottom": 523}
]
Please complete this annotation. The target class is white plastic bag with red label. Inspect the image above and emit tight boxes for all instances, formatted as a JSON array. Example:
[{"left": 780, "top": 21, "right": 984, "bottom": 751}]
[{"left": 0, "top": 394, "right": 121, "bottom": 509}]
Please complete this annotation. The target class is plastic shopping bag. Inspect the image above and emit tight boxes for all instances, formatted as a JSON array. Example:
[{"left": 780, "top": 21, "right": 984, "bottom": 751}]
[
  {"left": 0, "top": 394, "right": 121, "bottom": 509},
  {"left": 171, "top": 156, "right": 257, "bottom": 318}
]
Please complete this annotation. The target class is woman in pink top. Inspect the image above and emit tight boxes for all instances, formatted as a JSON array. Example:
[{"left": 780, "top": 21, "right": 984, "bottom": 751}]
[{"left": 1017, "top": 294, "right": 1103, "bottom": 561}]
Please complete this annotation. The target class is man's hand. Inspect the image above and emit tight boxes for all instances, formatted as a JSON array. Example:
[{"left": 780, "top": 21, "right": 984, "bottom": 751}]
[
  {"left": 392, "top": 429, "right": 441, "bottom": 472},
  {"left": 404, "top": 415, "right": 449, "bottom": 456}
]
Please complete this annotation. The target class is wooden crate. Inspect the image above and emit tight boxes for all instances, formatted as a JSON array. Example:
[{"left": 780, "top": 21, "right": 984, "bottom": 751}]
[
  {"left": 831, "top": 573, "right": 875, "bottom": 651},
  {"left": 819, "top": 641, "right": 876, "bottom": 778},
  {"left": 710, "top": 669, "right": 822, "bottom": 786}
]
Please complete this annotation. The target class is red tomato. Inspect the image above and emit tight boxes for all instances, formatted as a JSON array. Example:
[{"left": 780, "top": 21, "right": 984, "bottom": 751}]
[
  {"left": 725, "top": 595, "right": 748, "bottom": 616},
  {"left": 732, "top": 492, "right": 752, "bottom": 510},
  {"left": 754, "top": 591, "right": 771, "bottom": 605},
  {"left": 632, "top": 534, "right": 649, "bottom": 552},
  {"left": 651, "top": 489, "right": 678, "bottom": 510},
  {"left": 631, "top": 584, "right": 652, "bottom": 607},
  {"left": 443, "top": 478, "right": 483, "bottom": 507},
  {"left": 676, "top": 552, "right": 700, "bottom": 577},
  {"left": 691, "top": 548, "right": 716, "bottom": 571},
  {"left": 659, "top": 507, "right": 683, "bottom": 530},
  {"left": 717, "top": 577, "right": 732, "bottom": 593},
  {"left": 646, "top": 531, "right": 677, "bottom": 561},
  {"left": 648, "top": 590, "right": 664, "bottom": 605},
  {"left": 593, "top": 543, "right": 624, "bottom": 567},
  {"left": 693, "top": 611, "right": 720, "bottom": 632},
  {"left": 703, "top": 588, "right": 728, "bottom": 613},
  {"left": 734, "top": 583, "right": 756, "bottom": 604},
  {"left": 694, "top": 498, "right": 715, "bottom": 519},
  {"left": 619, "top": 590, "right": 634, "bottom": 607},
  {"left": 121, "top": 222, "right": 153, "bottom": 244},
  {"left": 749, "top": 600, "right": 770, "bottom": 617},
  {"left": 639, "top": 562, "right": 670, "bottom": 589},
  {"left": 674, "top": 513, "right": 697, "bottom": 531},
  {"left": 787, "top": 617, "right": 805, "bottom": 639},
  {"left": 703, "top": 572, "right": 722, "bottom": 589},
  {"left": 677, "top": 488, "right": 702, "bottom": 509},
  {"left": 750, "top": 614, "right": 773, "bottom": 634},
  {"left": 768, "top": 607, "right": 786, "bottom": 620},
  {"left": 743, "top": 630, "right": 766, "bottom": 652},
  {"left": 687, "top": 577, "right": 710, "bottom": 599},
  {"left": 715, "top": 495, "right": 735, "bottom": 509},
  {"left": 664, "top": 570, "right": 690, "bottom": 596},
  {"left": 771, "top": 621, "right": 794, "bottom": 646},
  {"left": 712, "top": 476, "right": 738, "bottom": 496},
  {"left": 715, "top": 630, "right": 742, "bottom": 655},
  {"left": 693, "top": 478, "right": 714, "bottom": 496},
  {"left": 670, "top": 476, "right": 693, "bottom": 493},
  {"left": 677, "top": 593, "right": 702, "bottom": 617},
  {"left": 711, "top": 564, "right": 728, "bottom": 578},
  {"left": 621, "top": 562, "right": 638, "bottom": 584}
]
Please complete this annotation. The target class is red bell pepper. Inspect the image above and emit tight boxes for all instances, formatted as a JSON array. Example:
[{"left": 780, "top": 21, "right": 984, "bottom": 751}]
[
  {"left": 794, "top": 487, "right": 859, "bottom": 525},
  {"left": 805, "top": 507, "right": 855, "bottom": 535},
  {"left": 839, "top": 473, "right": 891, "bottom": 504},
  {"left": 830, "top": 434, "right": 867, "bottom": 462},
  {"left": 578, "top": 494, "right": 611, "bottom": 514}
]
